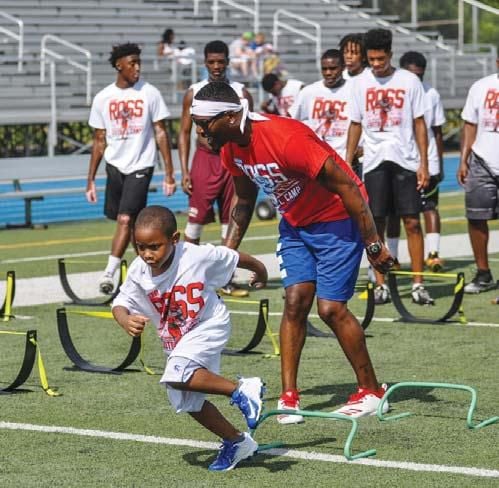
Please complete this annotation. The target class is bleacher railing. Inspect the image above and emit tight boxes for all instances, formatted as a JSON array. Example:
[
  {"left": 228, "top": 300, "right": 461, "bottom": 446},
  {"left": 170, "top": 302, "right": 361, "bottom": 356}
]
[
  {"left": 40, "top": 34, "right": 92, "bottom": 106},
  {"left": 0, "top": 11, "right": 24, "bottom": 73},
  {"left": 194, "top": 0, "right": 260, "bottom": 33},
  {"left": 458, "top": 0, "right": 499, "bottom": 53},
  {"left": 273, "top": 9, "right": 321, "bottom": 71}
]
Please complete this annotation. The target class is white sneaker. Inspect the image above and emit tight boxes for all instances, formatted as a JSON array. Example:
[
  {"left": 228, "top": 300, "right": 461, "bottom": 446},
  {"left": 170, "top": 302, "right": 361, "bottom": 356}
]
[
  {"left": 332, "top": 384, "right": 389, "bottom": 418},
  {"left": 208, "top": 432, "right": 258, "bottom": 471},
  {"left": 99, "top": 272, "right": 115, "bottom": 295},
  {"left": 230, "top": 377, "right": 265, "bottom": 430},
  {"left": 276, "top": 389, "right": 304, "bottom": 425}
]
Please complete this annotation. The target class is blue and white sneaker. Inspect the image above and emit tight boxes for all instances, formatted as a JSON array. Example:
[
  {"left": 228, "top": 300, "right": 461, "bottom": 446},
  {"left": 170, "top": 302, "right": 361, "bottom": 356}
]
[
  {"left": 208, "top": 432, "right": 258, "bottom": 472},
  {"left": 230, "top": 377, "right": 265, "bottom": 429}
]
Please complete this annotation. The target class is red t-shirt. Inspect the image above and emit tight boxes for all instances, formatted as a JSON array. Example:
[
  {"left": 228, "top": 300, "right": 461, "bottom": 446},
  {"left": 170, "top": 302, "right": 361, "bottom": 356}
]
[{"left": 221, "top": 115, "right": 367, "bottom": 227}]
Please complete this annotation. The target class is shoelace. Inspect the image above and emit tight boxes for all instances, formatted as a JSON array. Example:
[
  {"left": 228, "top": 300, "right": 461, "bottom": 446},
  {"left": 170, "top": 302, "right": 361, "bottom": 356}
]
[
  {"left": 214, "top": 440, "right": 237, "bottom": 465},
  {"left": 280, "top": 391, "right": 299, "bottom": 407},
  {"left": 347, "top": 388, "right": 382, "bottom": 403}
]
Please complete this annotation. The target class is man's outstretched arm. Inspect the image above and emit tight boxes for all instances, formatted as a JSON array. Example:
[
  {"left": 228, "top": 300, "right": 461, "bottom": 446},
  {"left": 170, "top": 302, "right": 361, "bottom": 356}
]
[
  {"left": 316, "top": 157, "right": 394, "bottom": 273},
  {"left": 224, "top": 175, "right": 258, "bottom": 249}
]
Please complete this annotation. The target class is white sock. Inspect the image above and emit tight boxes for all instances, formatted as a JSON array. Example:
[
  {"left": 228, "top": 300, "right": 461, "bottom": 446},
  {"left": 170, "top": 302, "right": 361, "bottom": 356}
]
[
  {"left": 425, "top": 233, "right": 440, "bottom": 255},
  {"left": 386, "top": 237, "right": 399, "bottom": 259},
  {"left": 104, "top": 255, "right": 121, "bottom": 276}
]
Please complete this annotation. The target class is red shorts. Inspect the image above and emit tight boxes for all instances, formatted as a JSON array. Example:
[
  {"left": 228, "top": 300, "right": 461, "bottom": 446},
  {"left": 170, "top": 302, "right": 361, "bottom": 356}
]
[{"left": 188, "top": 146, "right": 234, "bottom": 225}]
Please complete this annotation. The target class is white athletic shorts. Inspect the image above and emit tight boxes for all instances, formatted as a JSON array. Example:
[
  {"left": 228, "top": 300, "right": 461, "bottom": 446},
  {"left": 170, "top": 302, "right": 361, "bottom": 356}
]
[{"left": 160, "top": 312, "right": 231, "bottom": 413}]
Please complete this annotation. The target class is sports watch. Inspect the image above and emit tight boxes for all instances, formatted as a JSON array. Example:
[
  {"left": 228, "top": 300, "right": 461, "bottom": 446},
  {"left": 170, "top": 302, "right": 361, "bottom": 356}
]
[{"left": 365, "top": 240, "right": 382, "bottom": 257}]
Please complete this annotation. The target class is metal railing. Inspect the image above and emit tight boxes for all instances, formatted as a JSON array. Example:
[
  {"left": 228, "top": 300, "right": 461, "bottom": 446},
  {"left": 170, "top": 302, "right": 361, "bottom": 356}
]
[
  {"left": 0, "top": 11, "right": 24, "bottom": 72},
  {"left": 194, "top": 0, "right": 260, "bottom": 33},
  {"left": 458, "top": 0, "right": 499, "bottom": 53},
  {"left": 273, "top": 9, "right": 322, "bottom": 71},
  {"left": 40, "top": 34, "right": 92, "bottom": 105}
]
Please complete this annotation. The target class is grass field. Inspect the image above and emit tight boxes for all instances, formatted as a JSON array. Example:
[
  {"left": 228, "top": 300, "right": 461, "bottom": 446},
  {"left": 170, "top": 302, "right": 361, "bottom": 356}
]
[{"left": 1, "top": 191, "right": 499, "bottom": 487}]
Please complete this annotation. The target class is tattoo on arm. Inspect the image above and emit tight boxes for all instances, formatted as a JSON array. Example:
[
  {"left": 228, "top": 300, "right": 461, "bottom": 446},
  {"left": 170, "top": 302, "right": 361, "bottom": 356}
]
[{"left": 224, "top": 203, "right": 253, "bottom": 249}]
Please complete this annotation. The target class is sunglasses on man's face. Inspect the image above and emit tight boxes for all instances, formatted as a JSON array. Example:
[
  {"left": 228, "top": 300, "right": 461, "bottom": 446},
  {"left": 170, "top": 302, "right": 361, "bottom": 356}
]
[{"left": 192, "top": 111, "right": 231, "bottom": 134}]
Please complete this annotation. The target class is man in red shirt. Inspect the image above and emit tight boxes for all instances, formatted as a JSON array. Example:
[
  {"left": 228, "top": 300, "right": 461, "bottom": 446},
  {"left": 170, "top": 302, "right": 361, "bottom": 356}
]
[{"left": 190, "top": 81, "right": 394, "bottom": 422}]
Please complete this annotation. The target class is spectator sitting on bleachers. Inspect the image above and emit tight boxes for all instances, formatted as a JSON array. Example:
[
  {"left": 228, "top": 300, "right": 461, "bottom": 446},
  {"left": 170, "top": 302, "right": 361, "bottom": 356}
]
[
  {"left": 229, "top": 32, "right": 258, "bottom": 79},
  {"left": 157, "top": 28, "right": 175, "bottom": 59},
  {"left": 249, "top": 32, "right": 287, "bottom": 78}
]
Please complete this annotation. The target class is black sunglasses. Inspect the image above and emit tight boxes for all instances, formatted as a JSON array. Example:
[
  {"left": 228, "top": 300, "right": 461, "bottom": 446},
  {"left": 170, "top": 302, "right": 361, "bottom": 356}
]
[{"left": 192, "top": 110, "right": 231, "bottom": 133}]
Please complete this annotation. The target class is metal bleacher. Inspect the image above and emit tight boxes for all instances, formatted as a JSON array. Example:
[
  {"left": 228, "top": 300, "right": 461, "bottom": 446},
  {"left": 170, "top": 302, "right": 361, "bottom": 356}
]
[{"left": 0, "top": 0, "right": 497, "bottom": 130}]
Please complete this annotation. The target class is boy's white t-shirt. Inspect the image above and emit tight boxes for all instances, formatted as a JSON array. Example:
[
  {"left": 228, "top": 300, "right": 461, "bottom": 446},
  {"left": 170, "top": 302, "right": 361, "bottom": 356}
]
[
  {"left": 461, "top": 73, "right": 499, "bottom": 173},
  {"left": 423, "top": 82, "right": 446, "bottom": 176},
  {"left": 112, "top": 242, "right": 238, "bottom": 356},
  {"left": 289, "top": 79, "right": 352, "bottom": 159},
  {"left": 349, "top": 67, "right": 426, "bottom": 174},
  {"left": 89, "top": 79, "right": 170, "bottom": 174},
  {"left": 271, "top": 78, "right": 303, "bottom": 116}
]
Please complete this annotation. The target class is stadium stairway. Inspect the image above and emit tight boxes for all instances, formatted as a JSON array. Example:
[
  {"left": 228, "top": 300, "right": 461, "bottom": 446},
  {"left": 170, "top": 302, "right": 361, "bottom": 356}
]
[{"left": 0, "top": 0, "right": 496, "bottom": 127}]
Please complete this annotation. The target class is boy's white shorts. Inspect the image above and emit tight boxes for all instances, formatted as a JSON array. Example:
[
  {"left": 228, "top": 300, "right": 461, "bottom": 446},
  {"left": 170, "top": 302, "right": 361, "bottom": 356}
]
[{"left": 160, "top": 314, "right": 231, "bottom": 413}]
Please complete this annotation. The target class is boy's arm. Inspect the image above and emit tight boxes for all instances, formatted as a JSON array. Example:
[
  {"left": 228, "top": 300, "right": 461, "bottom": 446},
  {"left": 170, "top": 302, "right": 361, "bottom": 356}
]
[
  {"left": 153, "top": 119, "right": 176, "bottom": 196},
  {"left": 237, "top": 251, "right": 268, "bottom": 289},
  {"left": 413, "top": 115, "right": 429, "bottom": 190},
  {"left": 112, "top": 305, "right": 149, "bottom": 337},
  {"left": 345, "top": 121, "right": 362, "bottom": 167},
  {"left": 86, "top": 128, "right": 106, "bottom": 203}
]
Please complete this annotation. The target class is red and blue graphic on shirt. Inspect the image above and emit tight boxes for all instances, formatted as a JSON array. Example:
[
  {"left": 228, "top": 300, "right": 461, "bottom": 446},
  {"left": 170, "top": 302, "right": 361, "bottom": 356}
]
[
  {"left": 221, "top": 115, "right": 367, "bottom": 227},
  {"left": 148, "top": 282, "right": 205, "bottom": 351},
  {"left": 311, "top": 97, "right": 349, "bottom": 139},
  {"left": 483, "top": 88, "right": 499, "bottom": 132},
  {"left": 364, "top": 87, "right": 405, "bottom": 132},
  {"left": 108, "top": 98, "right": 145, "bottom": 139}
]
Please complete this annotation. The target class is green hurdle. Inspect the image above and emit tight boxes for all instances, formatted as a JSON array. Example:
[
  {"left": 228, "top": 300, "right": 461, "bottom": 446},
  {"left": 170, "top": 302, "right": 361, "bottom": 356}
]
[
  {"left": 377, "top": 381, "right": 499, "bottom": 429},
  {"left": 253, "top": 409, "right": 377, "bottom": 460}
]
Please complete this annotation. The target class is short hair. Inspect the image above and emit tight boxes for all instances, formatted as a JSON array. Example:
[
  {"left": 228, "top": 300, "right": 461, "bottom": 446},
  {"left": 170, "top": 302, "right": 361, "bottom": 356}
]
[
  {"left": 399, "top": 51, "right": 427, "bottom": 69},
  {"left": 109, "top": 43, "right": 141, "bottom": 68},
  {"left": 261, "top": 73, "right": 279, "bottom": 92},
  {"left": 194, "top": 81, "right": 240, "bottom": 104},
  {"left": 135, "top": 206, "right": 177, "bottom": 237},
  {"left": 321, "top": 48, "right": 344, "bottom": 64},
  {"left": 364, "top": 28, "right": 392, "bottom": 53},
  {"left": 204, "top": 40, "right": 229, "bottom": 59}
]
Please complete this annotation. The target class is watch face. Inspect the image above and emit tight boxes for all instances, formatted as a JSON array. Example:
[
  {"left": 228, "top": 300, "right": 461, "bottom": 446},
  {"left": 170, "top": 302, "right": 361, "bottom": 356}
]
[{"left": 368, "top": 242, "right": 381, "bottom": 255}]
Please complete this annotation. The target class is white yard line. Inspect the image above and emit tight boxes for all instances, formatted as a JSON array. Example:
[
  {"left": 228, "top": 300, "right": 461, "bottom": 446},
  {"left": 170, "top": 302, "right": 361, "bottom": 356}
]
[
  {"left": 229, "top": 310, "right": 499, "bottom": 328},
  {"left": 0, "top": 235, "right": 280, "bottom": 264},
  {"left": 0, "top": 421, "right": 497, "bottom": 478}
]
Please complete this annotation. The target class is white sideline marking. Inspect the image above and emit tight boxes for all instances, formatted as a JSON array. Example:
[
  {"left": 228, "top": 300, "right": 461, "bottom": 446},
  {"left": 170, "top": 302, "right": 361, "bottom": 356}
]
[
  {"left": 0, "top": 235, "right": 280, "bottom": 264},
  {"left": 229, "top": 311, "right": 499, "bottom": 328},
  {"left": 0, "top": 421, "right": 498, "bottom": 478}
]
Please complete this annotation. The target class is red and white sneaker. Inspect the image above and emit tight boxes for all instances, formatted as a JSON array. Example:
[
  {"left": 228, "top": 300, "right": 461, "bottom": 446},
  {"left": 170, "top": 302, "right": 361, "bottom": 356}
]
[
  {"left": 276, "top": 389, "right": 304, "bottom": 425},
  {"left": 332, "top": 384, "right": 389, "bottom": 418}
]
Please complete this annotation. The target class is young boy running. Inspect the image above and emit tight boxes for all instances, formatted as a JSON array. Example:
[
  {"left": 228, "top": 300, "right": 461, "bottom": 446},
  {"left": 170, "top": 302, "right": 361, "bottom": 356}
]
[{"left": 112, "top": 205, "right": 268, "bottom": 472}]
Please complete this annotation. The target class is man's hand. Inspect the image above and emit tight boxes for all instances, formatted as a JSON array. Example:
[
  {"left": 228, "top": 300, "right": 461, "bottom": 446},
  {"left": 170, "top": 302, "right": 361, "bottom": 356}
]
[
  {"left": 85, "top": 180, "right": 97, "bottom": 203},
  {"left": 366, "top": 242, "right": 395, "bottom": 274},
  {"left": 181, "top": 173, "right": 193, "bottom": 196},
  {"left": 163, "top": 176, "right": 177, "bottom": 196}
]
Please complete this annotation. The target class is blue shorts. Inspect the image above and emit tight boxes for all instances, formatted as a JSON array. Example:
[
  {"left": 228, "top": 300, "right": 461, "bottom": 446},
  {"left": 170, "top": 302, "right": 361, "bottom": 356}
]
[{"left": 276, "top": 218, "right": 363, "bottom": 302}]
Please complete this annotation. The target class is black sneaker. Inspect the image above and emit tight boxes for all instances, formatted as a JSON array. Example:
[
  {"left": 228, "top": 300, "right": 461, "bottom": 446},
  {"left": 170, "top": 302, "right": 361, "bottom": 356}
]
[{"left": 464, "top": 270, "right": 496, "bottom": 294}]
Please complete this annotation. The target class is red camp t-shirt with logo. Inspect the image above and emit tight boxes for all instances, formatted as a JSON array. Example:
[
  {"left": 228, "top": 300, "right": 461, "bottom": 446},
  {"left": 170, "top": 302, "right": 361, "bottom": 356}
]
[{"left": 220, "top": 115, "right": 367, "bottom": 227}]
